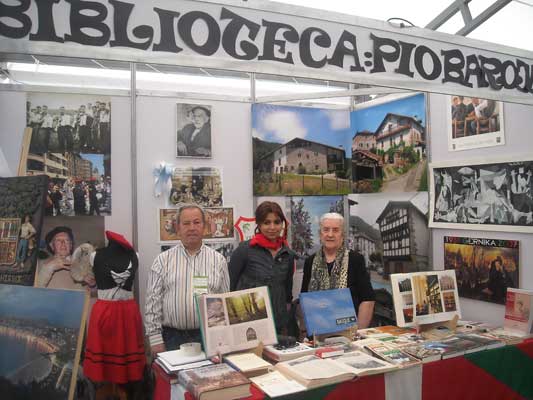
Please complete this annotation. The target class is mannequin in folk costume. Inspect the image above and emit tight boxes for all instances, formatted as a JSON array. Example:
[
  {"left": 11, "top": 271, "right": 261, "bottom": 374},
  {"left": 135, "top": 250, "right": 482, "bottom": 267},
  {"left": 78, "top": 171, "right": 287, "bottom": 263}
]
[{"left": 84, "top": 231, "right": 145, "bottom": 389}]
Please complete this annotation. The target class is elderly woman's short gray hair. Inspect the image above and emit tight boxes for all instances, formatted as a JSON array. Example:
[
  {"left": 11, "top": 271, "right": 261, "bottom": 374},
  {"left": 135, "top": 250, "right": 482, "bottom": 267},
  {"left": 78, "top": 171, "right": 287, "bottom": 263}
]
[{"left": 319, "top": 212, "right": 344, "bottom": 229}]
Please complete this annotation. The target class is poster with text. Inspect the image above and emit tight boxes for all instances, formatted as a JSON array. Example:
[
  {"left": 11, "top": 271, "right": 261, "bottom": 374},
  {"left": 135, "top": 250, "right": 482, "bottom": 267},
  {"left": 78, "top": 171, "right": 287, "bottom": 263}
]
[{"left": 444, "top": 236, "right": 519, "bottom": 305}]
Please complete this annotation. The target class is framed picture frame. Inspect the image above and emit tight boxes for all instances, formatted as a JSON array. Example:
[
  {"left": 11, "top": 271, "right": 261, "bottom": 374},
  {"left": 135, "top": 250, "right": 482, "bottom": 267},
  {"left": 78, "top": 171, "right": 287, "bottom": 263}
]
[
  {"left": 447, "top": 96, "right": 505, "bottom": 152},
  {"left": 429, "top": 156, "right": 533, "bottom": 233},
  {"left": 176, "top": 103, "right": 212, "bottom": 158},
  {"left": 158, "top": 207, "right": 235, "bottom": 243}
]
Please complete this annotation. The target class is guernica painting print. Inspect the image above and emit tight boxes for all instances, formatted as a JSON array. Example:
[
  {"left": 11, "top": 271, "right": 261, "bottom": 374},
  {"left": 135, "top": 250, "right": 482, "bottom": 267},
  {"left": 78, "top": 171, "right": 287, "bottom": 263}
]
[{"left": 429, "top": 156, "right": 533, "bottom": 233}]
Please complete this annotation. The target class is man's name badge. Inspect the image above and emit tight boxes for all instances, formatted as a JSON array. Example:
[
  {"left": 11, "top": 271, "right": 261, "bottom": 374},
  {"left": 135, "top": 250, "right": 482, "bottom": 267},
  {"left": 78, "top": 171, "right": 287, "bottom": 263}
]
[{"left": 193, "top": 275, "right": 208, "bottom": 295}]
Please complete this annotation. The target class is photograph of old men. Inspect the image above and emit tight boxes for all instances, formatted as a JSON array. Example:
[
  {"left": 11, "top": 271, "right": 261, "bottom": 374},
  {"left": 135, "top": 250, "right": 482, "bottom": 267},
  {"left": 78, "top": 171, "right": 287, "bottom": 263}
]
[{"left": 176, "top": 103, "right": 212, "bottom": 158}]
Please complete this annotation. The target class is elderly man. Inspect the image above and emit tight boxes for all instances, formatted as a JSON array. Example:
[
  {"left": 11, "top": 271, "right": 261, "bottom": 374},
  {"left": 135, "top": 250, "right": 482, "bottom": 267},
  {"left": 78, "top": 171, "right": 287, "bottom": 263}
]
[
  {"left": 145, "top": 204, "right": 230, "bottom": 356},
  {"left": 36, "top": 226, "right": 95, "bottom": 289},
  {"left": 300, "top": 212, "right": 375, "bottom": 329},
  {"left": 176, "top": 106, "right": 212, "bottom": 157}
]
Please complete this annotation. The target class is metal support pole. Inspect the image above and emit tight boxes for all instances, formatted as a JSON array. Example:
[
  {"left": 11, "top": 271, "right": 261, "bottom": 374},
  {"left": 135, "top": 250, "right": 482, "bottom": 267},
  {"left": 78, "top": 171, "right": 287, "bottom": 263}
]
[{"left": 250, "top": 72, "right": 256, "bottom": 104}]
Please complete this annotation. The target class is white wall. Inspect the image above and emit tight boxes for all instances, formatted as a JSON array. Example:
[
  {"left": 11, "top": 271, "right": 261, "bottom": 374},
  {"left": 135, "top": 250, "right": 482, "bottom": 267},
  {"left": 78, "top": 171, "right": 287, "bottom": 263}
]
[
  {"left": 135, "top": 96, "right": 254, "bottom": 310},
  {"left": 428, "top": 93, "right": 533, "bottom": 326}
]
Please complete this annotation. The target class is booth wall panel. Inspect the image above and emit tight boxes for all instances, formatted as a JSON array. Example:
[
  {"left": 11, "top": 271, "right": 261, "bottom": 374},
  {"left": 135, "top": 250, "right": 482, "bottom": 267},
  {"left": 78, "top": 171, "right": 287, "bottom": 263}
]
[
  {"left": 428, "top": 93, "right": 533, "bottom": 326},
  {"left": 135, "top": 96, "right": 253, "bottom": 310}
]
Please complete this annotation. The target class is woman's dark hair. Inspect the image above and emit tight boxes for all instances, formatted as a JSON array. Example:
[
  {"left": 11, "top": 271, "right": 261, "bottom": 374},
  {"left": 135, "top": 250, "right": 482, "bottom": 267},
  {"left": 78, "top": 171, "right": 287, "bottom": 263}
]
[{"left": 254, "top": 201, "right": 287, "bottom": 235}]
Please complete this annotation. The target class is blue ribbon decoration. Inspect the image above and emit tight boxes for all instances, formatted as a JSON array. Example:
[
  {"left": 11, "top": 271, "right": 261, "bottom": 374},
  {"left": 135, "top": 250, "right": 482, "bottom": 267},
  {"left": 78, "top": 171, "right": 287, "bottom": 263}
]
[{"left": 153, "top": 162, "right": 174, "bottom": 198}]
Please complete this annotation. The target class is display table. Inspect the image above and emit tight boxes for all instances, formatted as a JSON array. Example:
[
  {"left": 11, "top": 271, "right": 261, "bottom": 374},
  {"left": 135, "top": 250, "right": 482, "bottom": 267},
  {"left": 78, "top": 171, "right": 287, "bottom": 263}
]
[{"left": 153, "top": 340, "right": 533, "bottom": 400}]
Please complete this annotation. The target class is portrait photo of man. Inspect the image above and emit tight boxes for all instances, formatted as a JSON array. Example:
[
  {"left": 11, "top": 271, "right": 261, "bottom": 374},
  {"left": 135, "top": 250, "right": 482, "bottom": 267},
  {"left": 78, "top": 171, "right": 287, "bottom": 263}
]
[{"left": 176, "top": 103, "right": 212, "bottom": 158}]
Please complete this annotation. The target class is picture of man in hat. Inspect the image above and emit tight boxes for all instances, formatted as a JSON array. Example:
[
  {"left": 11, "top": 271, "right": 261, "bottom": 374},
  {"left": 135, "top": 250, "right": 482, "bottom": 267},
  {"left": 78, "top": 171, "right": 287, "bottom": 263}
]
[
  {"left": 176, "top": 104, "right": 212, "bottom": 157},
  {"left": 36, "top": 226, "right": 95, "bottom": 289}
]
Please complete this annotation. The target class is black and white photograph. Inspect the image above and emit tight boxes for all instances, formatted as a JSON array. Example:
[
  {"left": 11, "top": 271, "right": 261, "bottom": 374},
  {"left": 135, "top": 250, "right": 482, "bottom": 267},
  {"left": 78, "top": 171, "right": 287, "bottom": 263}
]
[
  {"left": 176, "top": 103, "right": 212, "bottom": 158},
  {"left": 448, "top": 96, "right": 505, "bottom": 152},
  {"left": 169, "top": 167, "right": 222, "bottom": 207},
  {"left": 429, "top": 157, "right": 533, "bottom": 232},
  {"left": 26, "top": 93, "right": 111, "bottom": 155}
]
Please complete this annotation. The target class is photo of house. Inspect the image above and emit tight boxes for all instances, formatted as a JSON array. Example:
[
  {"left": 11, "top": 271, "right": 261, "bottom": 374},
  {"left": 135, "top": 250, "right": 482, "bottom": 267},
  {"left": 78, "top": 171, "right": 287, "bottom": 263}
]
[
  {"left": 351, "top": 94, "right": 427, "bottom": 193},
  {"left": 252, "top": 104, "right": 352, "bottom": 195},
  {"left": 348, "top": 192, "right": 429, "bottom": 282}
]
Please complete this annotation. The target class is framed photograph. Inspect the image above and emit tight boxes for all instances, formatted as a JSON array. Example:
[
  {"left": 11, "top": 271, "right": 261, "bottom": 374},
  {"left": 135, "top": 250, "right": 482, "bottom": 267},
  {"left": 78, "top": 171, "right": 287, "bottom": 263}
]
[
  {"left": 429, "top": 156, "right": 533, "bottom": 232},
  {"left": 448, "top": 96, "right": 505, "bottom": 152},
  {"left": 204, "top": 207, "right": 235, "bottom": 240},
  {"left": 0, "top": 284, "right": 89, "bottom": 400},
  {"left": 158, "top": 207, "right": 234, "bottom": 243},
  {"left": 444, "top": 236, "right": 519, "bottom": 304},
  {"left": 169, "top": 167, "right": 223, "bottom": 207},
  {"left": 176, "top": 103, "right": 212, "bottom": 158}
]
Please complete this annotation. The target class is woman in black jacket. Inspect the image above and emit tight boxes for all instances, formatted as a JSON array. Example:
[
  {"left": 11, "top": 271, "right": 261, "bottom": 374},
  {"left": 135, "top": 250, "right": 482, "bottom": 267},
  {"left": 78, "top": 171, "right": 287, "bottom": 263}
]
[{"left": 229, "top": 201, "right": 296, "bottom": 334}]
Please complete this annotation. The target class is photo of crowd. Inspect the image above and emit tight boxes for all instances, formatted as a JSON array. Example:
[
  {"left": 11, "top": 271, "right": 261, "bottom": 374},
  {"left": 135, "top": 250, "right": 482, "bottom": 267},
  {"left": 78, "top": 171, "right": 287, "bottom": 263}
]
[
  {"left": 45, "top": 176, "right": 111, "bottom": 217},
  {"left": 430, "top": 159, "right": 533, "bottom": 231},
  {"left": 27, "top": 97, "right": 111, "bottom": 154}
]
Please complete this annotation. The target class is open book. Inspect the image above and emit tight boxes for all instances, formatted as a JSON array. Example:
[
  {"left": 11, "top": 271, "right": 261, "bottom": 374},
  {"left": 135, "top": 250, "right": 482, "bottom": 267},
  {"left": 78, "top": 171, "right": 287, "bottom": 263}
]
[
  {"left": 390, "top": 270, "right": 461, "bottom": 327},
  {"left": 274, "top": 352, "right": 396, "bottom": 389},
  {"left": 196, "top": 286, "right": 277, "bottom": 357}
]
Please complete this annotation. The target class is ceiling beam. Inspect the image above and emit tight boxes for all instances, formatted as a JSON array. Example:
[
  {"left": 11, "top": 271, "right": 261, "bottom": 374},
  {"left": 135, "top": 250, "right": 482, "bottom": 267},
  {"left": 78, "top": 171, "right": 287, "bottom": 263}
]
[{"left": 255, "top": 87, "right": 408, "bottom": 103}]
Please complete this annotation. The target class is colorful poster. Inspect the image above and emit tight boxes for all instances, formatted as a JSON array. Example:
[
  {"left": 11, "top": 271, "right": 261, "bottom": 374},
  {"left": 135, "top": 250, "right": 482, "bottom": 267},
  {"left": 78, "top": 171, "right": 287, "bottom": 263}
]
[
  {"left": 0, "top": 284, "right": 89, "bottom": 400},
  {"left": 252, "top": 104, "right": 352, "bottom": 196},
  {"left": 351, "top": 93, "right": 427, "bottom": 193},
  {"left": 444, "top": 236, "right": 519, "bottom": 304},
  {"left": 0, "top": 175, "right": 48, "bottom": 286}
]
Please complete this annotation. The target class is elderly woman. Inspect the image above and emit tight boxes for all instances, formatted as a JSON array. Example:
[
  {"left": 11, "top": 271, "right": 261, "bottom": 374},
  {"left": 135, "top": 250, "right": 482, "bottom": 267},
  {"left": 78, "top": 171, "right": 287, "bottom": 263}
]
[{"left": 300, "top": 212, "right": 375, "bottom": 329}]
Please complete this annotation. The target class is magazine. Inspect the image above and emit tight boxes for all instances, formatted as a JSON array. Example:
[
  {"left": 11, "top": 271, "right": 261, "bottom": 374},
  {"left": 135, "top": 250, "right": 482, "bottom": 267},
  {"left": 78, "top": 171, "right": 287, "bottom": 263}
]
[
  {"left": 364, "top": 343, "right": 421, "bottom": 368},
  {"left": 196, "top": 286, "right": 277, "bottom": 357},
  {"left": 398, "top": 343, "right": 444, "bottom": 363},
  {"left": 178, "top": 363, "right": 250, "bottom": 400},
  {"left": 299, "top": 288, "right": 357, "bottom": 336},
  {"left": 391, "top": 270, "right": 461, "bottom": 327},
  {"left": 504, "top": 288, "right": 533, "bottom": 335}
]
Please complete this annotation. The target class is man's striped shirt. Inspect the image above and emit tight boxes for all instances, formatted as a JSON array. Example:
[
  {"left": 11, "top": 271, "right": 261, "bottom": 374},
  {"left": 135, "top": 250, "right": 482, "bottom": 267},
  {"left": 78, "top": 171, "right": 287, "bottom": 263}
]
[{"left": 144, "top": 243, "right": 229, "bottom": 347}]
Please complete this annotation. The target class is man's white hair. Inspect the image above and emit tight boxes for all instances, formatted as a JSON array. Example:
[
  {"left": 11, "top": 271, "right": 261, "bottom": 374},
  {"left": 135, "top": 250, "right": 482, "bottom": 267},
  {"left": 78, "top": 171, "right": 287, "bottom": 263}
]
[{"left": 319, "top": 212, "right": 344, "bottom": 229}]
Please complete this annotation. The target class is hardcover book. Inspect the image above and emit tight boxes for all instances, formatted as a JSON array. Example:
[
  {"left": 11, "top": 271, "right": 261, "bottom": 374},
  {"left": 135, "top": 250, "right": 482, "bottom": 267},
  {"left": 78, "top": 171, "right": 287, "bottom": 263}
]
[
  {"left": 224, "top": 352, "right": 272, "bottom": 378},
  {"left": 503, "top": 288, "right": 533, "bottom": 335},
  {"left": 299, "top": 288, "right": 357, "bottom": 336},
  {"left": 178, "top": 363, "right": 250, "bottom": 400}
]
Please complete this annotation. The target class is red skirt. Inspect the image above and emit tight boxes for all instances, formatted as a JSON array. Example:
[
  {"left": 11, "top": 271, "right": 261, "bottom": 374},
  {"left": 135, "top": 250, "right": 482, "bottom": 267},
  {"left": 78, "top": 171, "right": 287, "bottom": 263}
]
[{"left": 84, "top": 299, "right": 146, "bottom": 383}]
